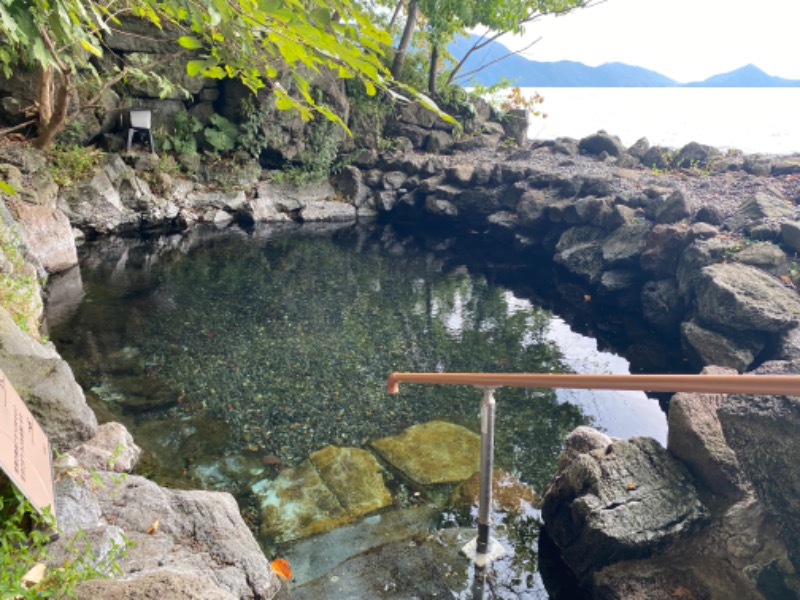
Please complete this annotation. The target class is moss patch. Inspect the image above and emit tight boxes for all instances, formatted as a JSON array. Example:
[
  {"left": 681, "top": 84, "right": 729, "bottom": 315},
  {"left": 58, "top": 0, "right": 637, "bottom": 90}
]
[
  {"left": 257, "top": 445, "right": 391, "bottom": 543},
  {"left": 371, "top": 420, "right": 480, "bottom": 486}
]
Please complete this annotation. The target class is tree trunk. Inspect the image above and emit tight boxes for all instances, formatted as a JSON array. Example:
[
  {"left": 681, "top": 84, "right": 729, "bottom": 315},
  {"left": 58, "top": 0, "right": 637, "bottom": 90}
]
[
  {"left": 390, "top": 0, "right": 418, "bottom": 80},
  {"left": 428, "top": 43, "right": 439, "bottom": 96},
  {"left": 37, "top": 67, "right": 53, "bottom": 129},
  {"left": 33, "top": 70, "right": 70, "bottom": 149}
]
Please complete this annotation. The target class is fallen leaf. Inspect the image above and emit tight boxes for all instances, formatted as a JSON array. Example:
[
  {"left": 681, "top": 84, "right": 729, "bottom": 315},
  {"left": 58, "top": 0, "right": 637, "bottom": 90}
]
[
  {"left": 146, "top": 518, "right": 160, "bottom": 535},
  {"left": 271, "top": 558, "right": 292, "bottom": 580},
  {"left": 21, "top": 563, "right": 46, "bottom": 588}
]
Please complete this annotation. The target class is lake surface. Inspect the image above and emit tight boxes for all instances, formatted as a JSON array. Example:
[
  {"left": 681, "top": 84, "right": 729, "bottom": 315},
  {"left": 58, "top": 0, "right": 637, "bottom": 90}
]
[
  {"left": 46, "top": 222, "right": 670, "bottom": 596},
  {"left": 523, "top": 87, "right": 800, "bottom": 155}
]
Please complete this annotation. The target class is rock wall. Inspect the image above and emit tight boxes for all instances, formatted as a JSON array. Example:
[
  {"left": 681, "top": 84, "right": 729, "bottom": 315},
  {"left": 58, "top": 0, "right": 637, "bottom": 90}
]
[{"left": 337, "top": 132, "right": 800, "bottom": 373}]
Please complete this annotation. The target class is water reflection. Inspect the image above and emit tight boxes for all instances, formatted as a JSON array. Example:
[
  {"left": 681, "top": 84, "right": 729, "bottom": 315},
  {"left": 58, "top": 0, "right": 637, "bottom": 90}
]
[{"left": 45, "top": 222, "right": 666, "bottom": 597}]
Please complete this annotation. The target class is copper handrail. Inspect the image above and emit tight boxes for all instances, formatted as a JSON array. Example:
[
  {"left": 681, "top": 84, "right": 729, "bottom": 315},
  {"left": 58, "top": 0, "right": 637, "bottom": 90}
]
[
  {"left": 385, "top": 369, "right": 800, "bottom": 571},
  {"left": 387, "top": 372, "right": 800, "bottom": 396}
]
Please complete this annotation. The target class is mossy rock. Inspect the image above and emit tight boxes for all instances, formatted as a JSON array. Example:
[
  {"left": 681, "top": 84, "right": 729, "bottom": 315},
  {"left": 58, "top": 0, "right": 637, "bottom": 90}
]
[
  {"left": 370, "top": 420, "right": 480, "bottom": 486},
  {"left": 256, "top": 445, "right": 391, "bottom": 543},
  {"left": 310, "top": 445, "right": 391, "bottom": 516}
]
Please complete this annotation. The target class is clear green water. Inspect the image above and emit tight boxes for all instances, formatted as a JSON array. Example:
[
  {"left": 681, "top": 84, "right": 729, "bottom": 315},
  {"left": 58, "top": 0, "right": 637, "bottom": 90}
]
[{"left": 46, "top": 222, "right": 665, "bottom": 597}]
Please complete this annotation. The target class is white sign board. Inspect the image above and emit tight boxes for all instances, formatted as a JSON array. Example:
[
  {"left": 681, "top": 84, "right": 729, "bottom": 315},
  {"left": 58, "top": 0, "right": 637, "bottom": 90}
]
[{"left": 0, "top": 368, "right": 56, "bottom": 521}]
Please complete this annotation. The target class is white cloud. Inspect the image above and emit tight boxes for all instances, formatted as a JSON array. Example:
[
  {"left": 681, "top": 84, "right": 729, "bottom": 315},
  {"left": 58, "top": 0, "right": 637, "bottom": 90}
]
[{"left": 498, "top": 0, "right": 800, "bottom": 83}]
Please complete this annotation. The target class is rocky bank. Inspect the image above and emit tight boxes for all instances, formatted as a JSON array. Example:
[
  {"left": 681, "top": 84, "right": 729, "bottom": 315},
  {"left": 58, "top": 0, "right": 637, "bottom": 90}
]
[{"left": 2, "top": 122, "right": 800, "bottom": 598}]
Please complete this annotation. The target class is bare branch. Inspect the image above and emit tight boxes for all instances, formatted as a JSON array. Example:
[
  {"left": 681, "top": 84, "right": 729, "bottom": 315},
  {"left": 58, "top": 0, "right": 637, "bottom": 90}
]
[
  {"left": 446, "top": 0, "right": 605, "bottom": 85},
  {"left": 66, "top": 50, "right": 188, "bottom": 123},
  {"left": 452, "top": 36, "right": 541, "bottom": 84},
  {"left": 388, "top": 0, "right": 405, "bottom": 31},
  {"left": 0, "top": 119, "right": 37, "bottom": 137}
]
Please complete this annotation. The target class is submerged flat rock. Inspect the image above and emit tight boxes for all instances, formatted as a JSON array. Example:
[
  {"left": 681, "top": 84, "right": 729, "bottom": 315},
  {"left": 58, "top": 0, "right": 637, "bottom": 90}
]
[
  {"left": 255, "top": 445, "right": 391, "bottom": 543},
  {"left": 282, "top": 507, "right": 439, "bottom": 586},
  {"left": 370, "top": 420, "right": 480, "bottom": 486}
]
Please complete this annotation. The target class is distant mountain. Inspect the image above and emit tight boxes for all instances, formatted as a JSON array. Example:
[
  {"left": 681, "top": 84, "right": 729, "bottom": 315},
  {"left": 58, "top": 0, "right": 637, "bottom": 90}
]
[
  {"left": 684, "top": 64, "right": 800, "bottom": 87},
  {"left": 448, "top": 35, "right": 800, "bottom": 88}
]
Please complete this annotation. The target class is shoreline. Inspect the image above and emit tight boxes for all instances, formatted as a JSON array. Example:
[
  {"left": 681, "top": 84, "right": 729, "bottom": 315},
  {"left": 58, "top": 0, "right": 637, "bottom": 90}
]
[{"left": 518, "top": 86, "right": 800, "bottom": 156}]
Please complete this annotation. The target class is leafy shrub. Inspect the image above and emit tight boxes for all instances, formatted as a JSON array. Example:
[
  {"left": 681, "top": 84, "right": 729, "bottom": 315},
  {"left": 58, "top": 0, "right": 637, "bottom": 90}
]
[
  {"left": 0, "top": 224, "right": 43, "bottom": 335},
  {"left": 203, "top": 114, "right": 239, "bottom": 154},
  {"left": 48, "top": 145, "right": 104, "bottom": 187},
  {"left": 159, "top": 112, "right": 203, "bottom": 155},
  {"left": 0, "top": 480, "right": 131, "bottom": 598},
  {"left": 238, "top": 97, "right": 272, "bottom": 159}
]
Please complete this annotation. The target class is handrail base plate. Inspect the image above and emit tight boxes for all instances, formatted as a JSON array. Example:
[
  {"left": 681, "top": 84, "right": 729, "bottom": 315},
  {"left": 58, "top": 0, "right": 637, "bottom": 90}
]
[{"left": 461, "top": 536, "right": 507, "bottom": 567}]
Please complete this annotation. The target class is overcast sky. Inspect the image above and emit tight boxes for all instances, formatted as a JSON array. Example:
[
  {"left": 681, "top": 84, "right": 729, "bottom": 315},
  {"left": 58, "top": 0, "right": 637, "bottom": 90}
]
[{"left": 498, "top": 0, "right": 800, "bottom": 83}]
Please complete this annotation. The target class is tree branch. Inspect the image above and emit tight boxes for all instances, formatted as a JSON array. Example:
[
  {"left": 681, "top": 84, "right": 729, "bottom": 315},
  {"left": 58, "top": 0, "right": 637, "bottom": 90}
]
[
  {"left": 0, "top": 119, "right": 37, "bottom": 137},
  {"left": 446, "top": 0, "right": 604, "bottom": 85},
  {"left": 451, "top": 36, "right": 541, "bottom": 84},
  {"left": 69, "top": 50, "right": 189, "bottom": 122}
]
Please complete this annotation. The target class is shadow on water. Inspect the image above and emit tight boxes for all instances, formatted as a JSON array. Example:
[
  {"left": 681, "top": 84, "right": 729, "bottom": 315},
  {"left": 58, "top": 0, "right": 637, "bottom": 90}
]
[{"left": 45, "top": 221, "right": 682, "bottom": 598}]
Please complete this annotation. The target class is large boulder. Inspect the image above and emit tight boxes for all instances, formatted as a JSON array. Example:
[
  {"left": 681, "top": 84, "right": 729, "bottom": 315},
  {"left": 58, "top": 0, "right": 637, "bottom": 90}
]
[
  {"left": 0, "top": 307, "right": 97, "bottom": 451},
  {"left": 591, "top": 490, "right": 792, "bottom": 600},
  {"left": 675, "top": 238, "right": 734, "bottom": 297},
  {"left": 300, "top": 201, "right": 357, "bottom": 222},
  {"left": 601, "top": 221, "right": 651, "bottom": 267},
  {"left": 65, "top": 422, "right": 142, "bottom": 474},
  {"left": 331, "top": 165, "right": 371, "bottom": 208},
  {"left": 542, "top": 435, "right": 709, "bottom": 584},
  {"left": 667, "top": 366, "right": 746, "bottom": 501},
  {"left": 516, "top": 189, "right": 552, "bottom": 228},
  {"left": 58, "top": 156, "right": 141, "bottom": 234},
  {"left": 11, "top": 203, "right": 78, "bottom": 273},
  {"left": 578, "top": 132, "right": 626, "bottom": 157},
  {"left": 75, "top": 571, "right": 236, "bottom": 600},
  {"left": 672, "top": 142, "right": 723, "bottom": 170},
  {"left": 680, "top": 317, "right": 765, "bottom": 371},
  {"left": 654, "top": 189, "right": 693, "bottom": 224},
  {"left": 718, "top": 359, "right": 800, "bottom": 572},
  {"left": 554, "top": 243, "right": 605, "bottom": 284},
  {"left": 723, "top": 192, "right": 794, "bottom": 240},
  {"left": 781, "top": 221, "right": 800, "bottom": 252},
  {"left": 51, "top": 470, "right": 279, "bottom": 599},
  {"left": 694, "top": 263, "right": 800, "bottom": 333}
]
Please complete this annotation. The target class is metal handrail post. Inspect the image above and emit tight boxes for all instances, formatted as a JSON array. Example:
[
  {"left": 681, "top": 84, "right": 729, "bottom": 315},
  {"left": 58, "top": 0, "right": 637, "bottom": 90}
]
[{"left": 476, "top": 387, "right": 496, "bottom": 564}]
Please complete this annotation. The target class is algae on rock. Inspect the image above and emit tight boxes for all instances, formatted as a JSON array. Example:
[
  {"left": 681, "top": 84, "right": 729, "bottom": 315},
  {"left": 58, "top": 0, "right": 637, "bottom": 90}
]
[
  {"left": 256, "top": 445, "right": 391, "bottom": 543},
  {"left": 370, "top": 420, "right": 480, "bottom": 486}
]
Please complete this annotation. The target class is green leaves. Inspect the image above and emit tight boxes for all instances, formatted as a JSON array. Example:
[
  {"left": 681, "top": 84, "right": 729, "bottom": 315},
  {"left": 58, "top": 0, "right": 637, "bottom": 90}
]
[
  {"left": 177, "top": 36, "right": 204, "bottom": 49},
  {"left": 0, "top": 0, "right": 435, "bottom": 145},
  {"left": 0, "top": 180, "right": 15, "bottom": 196}
]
